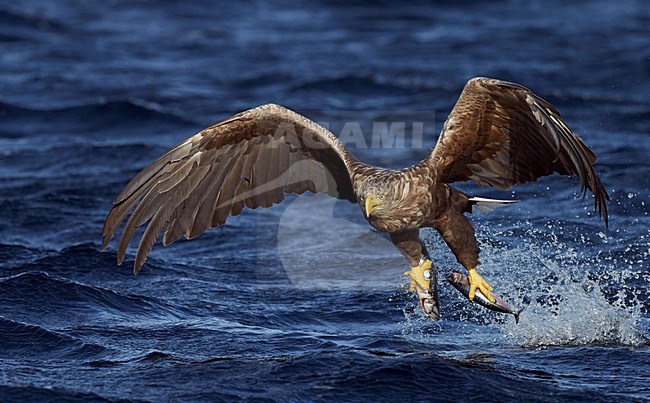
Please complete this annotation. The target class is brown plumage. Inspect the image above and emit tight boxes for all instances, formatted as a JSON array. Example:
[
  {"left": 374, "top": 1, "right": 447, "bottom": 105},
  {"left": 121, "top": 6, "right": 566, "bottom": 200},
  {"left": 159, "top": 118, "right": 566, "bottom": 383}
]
[{"left": 102, "top": 77, "right": 608, "bottom": 317}]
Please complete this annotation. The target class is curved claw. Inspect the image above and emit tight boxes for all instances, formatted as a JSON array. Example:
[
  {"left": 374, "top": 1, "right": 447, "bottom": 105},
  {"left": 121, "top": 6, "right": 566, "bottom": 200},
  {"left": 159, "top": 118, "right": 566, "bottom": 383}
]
[{"left": 467, "top": 268, "right": 495, "bottom": 303}]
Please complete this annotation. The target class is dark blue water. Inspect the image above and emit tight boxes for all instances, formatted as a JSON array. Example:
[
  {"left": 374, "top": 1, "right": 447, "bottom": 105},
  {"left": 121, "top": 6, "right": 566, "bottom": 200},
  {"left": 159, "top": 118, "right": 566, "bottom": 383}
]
[{"left": 1, "top": 0, "right": 649, "bottom": 401}]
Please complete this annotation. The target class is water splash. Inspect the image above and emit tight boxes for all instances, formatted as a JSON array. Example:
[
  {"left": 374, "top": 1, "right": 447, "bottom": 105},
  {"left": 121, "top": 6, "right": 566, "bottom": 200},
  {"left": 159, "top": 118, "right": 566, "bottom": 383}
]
[{"left": 473, "top": 220, "right": 649, "bottom": 348}]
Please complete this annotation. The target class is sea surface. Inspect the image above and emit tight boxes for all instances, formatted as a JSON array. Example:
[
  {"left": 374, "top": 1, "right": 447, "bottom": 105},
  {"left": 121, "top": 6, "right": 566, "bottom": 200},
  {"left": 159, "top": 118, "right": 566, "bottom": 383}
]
[{"left": 1, "top": 0, "right": 649, "bottom": 401}]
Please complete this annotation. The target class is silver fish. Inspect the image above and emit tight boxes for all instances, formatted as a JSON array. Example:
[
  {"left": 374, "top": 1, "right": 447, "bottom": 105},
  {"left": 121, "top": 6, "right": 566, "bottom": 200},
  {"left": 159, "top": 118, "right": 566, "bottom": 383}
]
[
  {"left": 416, "top": 267, "right": 440, "bottom": 320},
  {"left": 445, "top": 272, "right": 522, "bottom": 324}
]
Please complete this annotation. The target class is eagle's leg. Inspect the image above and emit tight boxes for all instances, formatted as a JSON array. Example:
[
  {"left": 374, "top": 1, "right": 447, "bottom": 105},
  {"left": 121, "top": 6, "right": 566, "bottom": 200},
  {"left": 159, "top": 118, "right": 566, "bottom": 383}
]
[
  {"left": 389, "top": 229, "right": 430, "bottom": 289},
  {"left": 436, "top": 212, "right": 496, "bottom": 303},
  {"left": 390, "top": 229, "right": 440, "bottom": 320}
]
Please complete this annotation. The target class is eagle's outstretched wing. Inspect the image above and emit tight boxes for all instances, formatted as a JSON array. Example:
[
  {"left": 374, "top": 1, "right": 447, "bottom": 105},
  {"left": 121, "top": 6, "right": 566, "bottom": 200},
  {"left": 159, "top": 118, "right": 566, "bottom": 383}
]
[
  {"left": 102, "top": 104, "right": 360, "bottom": 273},
  {"left": 429, "top": 77, "right": 608, "bottom": 224}
]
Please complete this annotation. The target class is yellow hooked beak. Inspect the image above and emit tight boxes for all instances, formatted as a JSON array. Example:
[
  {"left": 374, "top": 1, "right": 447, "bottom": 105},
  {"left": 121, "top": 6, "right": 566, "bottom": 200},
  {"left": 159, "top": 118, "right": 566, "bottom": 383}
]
[{"left": 364, "top": 194, "right": 382, "bottom": 217}]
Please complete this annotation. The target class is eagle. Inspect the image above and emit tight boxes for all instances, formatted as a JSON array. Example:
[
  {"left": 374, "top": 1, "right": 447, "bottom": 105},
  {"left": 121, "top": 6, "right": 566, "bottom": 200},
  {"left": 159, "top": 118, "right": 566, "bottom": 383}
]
[{"left": 101, "top": 77, "right": 609, "bottom": 320}]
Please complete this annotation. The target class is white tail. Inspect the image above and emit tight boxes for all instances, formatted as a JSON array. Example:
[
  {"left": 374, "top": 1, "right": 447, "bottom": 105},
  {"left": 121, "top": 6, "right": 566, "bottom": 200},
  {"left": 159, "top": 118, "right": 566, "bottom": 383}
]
[{"left": 469, "top": 197, "right": 519, "bottom": 212}]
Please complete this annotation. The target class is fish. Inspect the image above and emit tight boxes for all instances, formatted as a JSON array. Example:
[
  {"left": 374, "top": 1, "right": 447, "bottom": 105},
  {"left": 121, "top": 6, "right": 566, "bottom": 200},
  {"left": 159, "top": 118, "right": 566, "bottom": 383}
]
[
  {"left": 445, "top": 272, "right": 522, "bottom": 324},
  {"left": 415, "top": 266, "right": 440, "bottom": 320}
]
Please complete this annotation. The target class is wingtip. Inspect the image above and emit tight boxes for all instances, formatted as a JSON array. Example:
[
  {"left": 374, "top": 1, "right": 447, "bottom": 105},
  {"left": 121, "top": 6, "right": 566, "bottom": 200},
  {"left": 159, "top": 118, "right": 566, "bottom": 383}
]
[
  {"left": 133, "top": 254, "right": 145, "bottom": 276},
  {"left": 594, "top": 190, "right": 609, "bottom": 229}
]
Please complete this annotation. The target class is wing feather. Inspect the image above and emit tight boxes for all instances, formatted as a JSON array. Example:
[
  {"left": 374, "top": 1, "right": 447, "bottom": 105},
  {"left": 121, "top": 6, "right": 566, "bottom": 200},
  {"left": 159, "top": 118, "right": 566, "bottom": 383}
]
[
  {"left": 102, "top": 104, "right": 361, "bottom": 272},
  {"left": 162, "top": 153, "right": 221, "bottom": 246},
  {"left": 134, "top": 164, "right": 211, "bottom": 272},
  {"left": 430, "top": 77, "right": 608, "bottom": 225}
]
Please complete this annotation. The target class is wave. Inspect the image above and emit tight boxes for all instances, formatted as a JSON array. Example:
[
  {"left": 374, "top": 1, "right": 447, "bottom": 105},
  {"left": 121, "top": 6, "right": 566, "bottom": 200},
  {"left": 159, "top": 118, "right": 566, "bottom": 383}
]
[
  {"left": 0, "top": 8, "right": 65, "bottom": 38},
  {"left": 0, "top": 384, "right": 114, "bottom": 402},
  {"left": 0, "top": 271, "right": 193, "bottom": 325},
  {"left": 0, "top": 141, "right": 170, "bottom": 181},
  {"left": 0, "top": 99, "right": 197, "bottom": 138},
  {"left": 232, "top": 72, "right": 294, "bottom": 89},
  {"left": 0, "top": 316, "right": 106, "bottom": 359},
  {"left": 10, "top": 244, "right": 124, "bottom": 275},
  {"left": 0, "top": 243, "right": 39, "bottom": 268},
  {"left": 291, "top": 75, "right": 417, "bottom": 96},
  {"left": 0, "top": 33, "right": 25, "bottom": 43},
  {"left": 87, "top": 350, "right": 177, "bottom": 368},
  {"left": 180, "top": 349, "right": 610, "bottom": 401},
  {"left": 16, "top": 244, "right": 200, "bottom": 282}
]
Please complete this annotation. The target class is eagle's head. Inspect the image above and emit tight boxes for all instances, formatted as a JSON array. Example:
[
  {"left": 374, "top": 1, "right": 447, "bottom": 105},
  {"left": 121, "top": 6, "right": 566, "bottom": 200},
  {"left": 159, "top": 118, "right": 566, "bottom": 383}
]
[{"left": 358, "top": 185, "right": 394, "bottom": 219}]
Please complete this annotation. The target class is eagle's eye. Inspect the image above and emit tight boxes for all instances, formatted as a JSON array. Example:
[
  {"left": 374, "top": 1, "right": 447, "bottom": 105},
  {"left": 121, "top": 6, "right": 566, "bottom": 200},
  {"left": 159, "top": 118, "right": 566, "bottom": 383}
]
[{"left": 378, "top": 194, "right": 385, "bottom": 200}]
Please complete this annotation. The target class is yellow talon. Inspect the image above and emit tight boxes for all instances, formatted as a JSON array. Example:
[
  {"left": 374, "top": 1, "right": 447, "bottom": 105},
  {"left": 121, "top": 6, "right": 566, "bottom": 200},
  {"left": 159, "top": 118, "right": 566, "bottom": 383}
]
[
  {"left": 404, "top": 259, "right": 432, "bottom": 292},
  {"left": 467, "top": 268, "right": 495, "bottom": 303}
]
